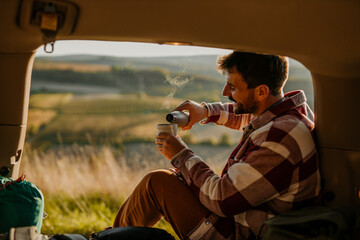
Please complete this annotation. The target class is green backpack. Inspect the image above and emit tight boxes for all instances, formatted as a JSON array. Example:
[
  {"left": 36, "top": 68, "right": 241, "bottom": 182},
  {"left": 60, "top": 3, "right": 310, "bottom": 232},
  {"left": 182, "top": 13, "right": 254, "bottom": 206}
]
[{"left": 0, "top": 175, "right": 44, "bottom": 234}]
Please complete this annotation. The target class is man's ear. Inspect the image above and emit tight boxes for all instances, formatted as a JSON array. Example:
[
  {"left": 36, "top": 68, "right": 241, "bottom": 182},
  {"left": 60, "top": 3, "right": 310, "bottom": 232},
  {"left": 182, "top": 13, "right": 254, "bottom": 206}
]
[{"left": 255, "top": 84, "right": 270, "bottom": 101}]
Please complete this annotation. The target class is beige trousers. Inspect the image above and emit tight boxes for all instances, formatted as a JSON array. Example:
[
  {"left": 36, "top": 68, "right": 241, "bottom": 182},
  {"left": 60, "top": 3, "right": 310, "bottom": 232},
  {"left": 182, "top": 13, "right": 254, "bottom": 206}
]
[{"left": 113, "top": 169, "right": 211, "bottom": 239}]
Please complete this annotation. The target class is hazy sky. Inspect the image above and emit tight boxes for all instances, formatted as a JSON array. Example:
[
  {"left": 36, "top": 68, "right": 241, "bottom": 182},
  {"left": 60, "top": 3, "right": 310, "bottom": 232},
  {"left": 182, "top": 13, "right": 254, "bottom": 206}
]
[{"left": 36, "top": 40, "right": 232, "bottom": 57}]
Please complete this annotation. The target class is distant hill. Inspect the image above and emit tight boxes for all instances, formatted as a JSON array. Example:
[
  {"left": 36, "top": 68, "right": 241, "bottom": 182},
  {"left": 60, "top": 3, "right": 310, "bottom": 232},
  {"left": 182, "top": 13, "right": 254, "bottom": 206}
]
[
  {"left": 35, "top": 55, "right": 223, "bottom": 79},
  {"left": 35, "top": 55, "right": 312, "bottom": 81},
  {"left": 32, "top": 55, "right": 314, "bottom": 107},
  {"left": 31, "top": 67, "right": 224, "bottom": 102}
]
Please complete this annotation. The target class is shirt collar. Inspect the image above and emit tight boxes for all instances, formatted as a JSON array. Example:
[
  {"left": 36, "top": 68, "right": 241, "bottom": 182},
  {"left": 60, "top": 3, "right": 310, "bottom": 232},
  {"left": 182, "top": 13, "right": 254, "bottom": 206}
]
[{"left": 250, "top": 90, "right": 307, "bottom": 130}]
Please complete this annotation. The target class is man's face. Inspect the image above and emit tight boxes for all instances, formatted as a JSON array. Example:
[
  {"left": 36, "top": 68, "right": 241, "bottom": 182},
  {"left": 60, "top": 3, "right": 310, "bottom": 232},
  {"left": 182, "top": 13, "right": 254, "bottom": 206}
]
[{"left": 222, "top": 67, "right": 259, "bottom": 115}]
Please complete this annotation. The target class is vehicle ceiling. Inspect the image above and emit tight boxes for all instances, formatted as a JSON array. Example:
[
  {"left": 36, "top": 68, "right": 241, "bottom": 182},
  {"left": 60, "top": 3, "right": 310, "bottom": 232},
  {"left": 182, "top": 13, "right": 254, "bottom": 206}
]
[{"left": 0, "top": 0, "right": 359, "bottom": 78}]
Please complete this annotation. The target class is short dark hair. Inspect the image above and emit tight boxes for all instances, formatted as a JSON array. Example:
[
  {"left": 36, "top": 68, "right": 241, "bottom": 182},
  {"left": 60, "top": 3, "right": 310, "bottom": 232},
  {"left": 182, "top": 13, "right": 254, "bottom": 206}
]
[{"left": 217, "top": 51, "right": 289, "bottom": 96}]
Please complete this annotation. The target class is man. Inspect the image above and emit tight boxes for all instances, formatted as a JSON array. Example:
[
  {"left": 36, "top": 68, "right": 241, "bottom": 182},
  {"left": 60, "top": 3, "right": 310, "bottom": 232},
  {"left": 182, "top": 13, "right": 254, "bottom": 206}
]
[{"left": 113, "top": 51, "right": 321, "bottom": 240}]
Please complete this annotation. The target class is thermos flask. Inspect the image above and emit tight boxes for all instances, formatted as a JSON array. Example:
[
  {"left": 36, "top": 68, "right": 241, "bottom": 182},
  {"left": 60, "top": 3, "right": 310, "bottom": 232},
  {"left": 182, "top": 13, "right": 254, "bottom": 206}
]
[{"left": 166, "top": 111, "right": 190, "bottom": 128}]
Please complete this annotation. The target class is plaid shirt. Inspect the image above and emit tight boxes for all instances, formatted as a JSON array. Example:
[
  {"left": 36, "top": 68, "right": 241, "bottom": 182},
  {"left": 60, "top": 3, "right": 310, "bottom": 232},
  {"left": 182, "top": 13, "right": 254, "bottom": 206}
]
[{"left": 171, "top": 90, "right": 321, "bottom": 240}]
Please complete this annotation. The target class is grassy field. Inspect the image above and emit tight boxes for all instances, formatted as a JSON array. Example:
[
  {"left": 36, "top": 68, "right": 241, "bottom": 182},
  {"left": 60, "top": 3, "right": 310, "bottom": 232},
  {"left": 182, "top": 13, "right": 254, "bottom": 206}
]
[
  {"left": 21, "top": 143, "right": 177, "bottom": 237},
  {"left": 41, "top": 194, "right": 175, "bottom": 237},
  {"left": 21, "top": 142, "right": 232, "bottom": 239}
]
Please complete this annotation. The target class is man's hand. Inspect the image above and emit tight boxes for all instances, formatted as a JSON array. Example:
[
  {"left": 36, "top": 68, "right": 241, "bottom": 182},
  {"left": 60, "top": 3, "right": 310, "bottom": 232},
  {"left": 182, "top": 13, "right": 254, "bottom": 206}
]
[
  {"left": 173, "top": 100, "right": 208, "bottom": 130},
  {"left": 155, "top": 132, "right": 188, "bottom": 160}
]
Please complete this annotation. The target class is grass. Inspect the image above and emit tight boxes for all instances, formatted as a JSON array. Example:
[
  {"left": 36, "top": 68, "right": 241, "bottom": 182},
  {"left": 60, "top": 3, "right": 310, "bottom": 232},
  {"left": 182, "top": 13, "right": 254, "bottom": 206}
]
[
  {"left": 21, "top": 144, "right": 179, "bottom": 238},
  {"left": 41, "top": 194, "right": 120, "bottom": 236},
  {"left": 42, "top": 194, "right": 175, "bottom": 237},
  {"left": 20, "top": 142, "right": 233, "bottom": 239}
]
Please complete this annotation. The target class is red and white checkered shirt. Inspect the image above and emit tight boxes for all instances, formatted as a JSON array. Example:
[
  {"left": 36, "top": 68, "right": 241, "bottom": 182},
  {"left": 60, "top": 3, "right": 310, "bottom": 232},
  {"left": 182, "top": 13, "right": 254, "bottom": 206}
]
[{"left": 171, "top": 90, "right": 321, "bottom": 240}]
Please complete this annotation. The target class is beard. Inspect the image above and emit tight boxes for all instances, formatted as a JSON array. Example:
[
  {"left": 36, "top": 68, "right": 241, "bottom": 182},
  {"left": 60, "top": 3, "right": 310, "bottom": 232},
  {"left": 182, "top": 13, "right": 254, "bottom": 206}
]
[{"left": 229, "top": 92, "right": 259, "bottom": 115}]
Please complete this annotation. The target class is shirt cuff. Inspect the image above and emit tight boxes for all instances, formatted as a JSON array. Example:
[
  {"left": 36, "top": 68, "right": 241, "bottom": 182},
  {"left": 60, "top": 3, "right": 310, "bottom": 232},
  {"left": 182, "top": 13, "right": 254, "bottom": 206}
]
[
  {"left": 200, "top": 102, "right": 211, "bottom": 125},
  {"left": 171, "top": 148, "right": 195, "bottom": 169}
]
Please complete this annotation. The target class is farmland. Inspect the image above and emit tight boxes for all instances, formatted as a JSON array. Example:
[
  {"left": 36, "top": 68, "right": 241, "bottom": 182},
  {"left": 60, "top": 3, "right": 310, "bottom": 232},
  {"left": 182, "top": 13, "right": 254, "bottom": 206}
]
[{"left": 26, "top": 93, "right": 241, "bottom": 150}]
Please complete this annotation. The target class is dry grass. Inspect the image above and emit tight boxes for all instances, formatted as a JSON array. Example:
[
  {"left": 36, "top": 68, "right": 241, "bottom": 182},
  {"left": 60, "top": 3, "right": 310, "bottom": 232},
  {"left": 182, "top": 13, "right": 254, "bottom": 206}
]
[
  {"left": 19, "top": 143, "right": 232, "bottom": 237},
  {"left": 20, "top": 143, "right": 231, "bottom": 198},
  {"left": 21, "top": 144, "right": 170, "bottom": 197}
]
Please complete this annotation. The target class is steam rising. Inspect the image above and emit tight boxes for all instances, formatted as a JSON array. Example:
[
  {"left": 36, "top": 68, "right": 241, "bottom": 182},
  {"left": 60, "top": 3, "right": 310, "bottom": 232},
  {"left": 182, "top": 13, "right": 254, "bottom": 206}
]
[
  {"left": 161, "top": 72, "right": 193, "bottom": 109},
  {"left": 165, "top": 74, "right": 191, "bottom": 88}
]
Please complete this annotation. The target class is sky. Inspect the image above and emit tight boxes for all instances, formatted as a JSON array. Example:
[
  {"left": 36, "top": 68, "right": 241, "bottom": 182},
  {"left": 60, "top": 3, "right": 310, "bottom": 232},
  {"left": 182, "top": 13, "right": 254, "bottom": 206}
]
[{"left": 36, "top": 40, "right": 232, "bottom": 57}]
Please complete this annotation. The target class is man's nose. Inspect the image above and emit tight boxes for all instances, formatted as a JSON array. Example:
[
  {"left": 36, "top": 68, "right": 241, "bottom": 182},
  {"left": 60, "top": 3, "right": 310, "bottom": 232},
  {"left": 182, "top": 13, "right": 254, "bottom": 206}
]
[{"left": 222, "top": 83, "right": 231, "bottom": 97}]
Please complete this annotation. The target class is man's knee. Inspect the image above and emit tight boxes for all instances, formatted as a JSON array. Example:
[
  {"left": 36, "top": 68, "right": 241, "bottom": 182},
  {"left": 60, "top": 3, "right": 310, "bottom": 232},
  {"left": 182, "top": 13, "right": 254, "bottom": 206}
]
[
  {"left": 140, "top": 169, "right": 184, "bottom": 195},
  {"left": 143, "top": 169, "right": 175, "bottom": 186}
]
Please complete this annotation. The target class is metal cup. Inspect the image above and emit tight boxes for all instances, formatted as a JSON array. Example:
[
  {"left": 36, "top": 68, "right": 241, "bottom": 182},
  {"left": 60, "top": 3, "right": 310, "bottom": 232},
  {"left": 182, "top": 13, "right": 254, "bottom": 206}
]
[{"left": 156, "top": 123, "right": 177, "bottom": 136}]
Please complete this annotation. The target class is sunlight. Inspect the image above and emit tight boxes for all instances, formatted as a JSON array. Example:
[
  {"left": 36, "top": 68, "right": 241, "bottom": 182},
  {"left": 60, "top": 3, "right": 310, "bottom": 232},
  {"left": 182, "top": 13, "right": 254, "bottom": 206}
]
[{"left": 35, "top": 40, "right": 232, "bottom": 57}]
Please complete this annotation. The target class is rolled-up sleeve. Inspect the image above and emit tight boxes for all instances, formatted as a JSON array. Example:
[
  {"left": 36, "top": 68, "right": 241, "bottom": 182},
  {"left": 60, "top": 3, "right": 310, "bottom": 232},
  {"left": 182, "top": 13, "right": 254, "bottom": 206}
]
[{"left": 200, "top": 102, "right": 252, "bottom": 131}]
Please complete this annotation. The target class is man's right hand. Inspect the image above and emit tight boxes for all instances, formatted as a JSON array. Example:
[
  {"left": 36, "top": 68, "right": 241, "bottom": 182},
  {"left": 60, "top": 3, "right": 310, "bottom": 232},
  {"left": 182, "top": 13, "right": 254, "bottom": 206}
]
[{"left": 172, "top": 100, "right": 208, "bottom": 130}]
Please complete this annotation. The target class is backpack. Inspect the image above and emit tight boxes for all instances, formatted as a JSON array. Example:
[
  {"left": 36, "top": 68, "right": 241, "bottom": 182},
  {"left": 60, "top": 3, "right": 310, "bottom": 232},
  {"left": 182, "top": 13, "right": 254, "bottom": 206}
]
[
  {"left": 90, "top": 227, "right": 175, "bottom": 240},
  {"left": 2, "top": 226, "right": 174, "bottom": 240},
  {"left": 0, "top": 175, "right": 44, "bottom": 234}
]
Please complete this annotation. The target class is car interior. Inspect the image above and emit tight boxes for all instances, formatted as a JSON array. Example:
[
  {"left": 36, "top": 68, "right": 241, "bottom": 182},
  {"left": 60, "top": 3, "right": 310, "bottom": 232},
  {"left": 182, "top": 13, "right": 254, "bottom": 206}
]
[{"left": 0, "top": 0, "right": 359, "bottom": 237}]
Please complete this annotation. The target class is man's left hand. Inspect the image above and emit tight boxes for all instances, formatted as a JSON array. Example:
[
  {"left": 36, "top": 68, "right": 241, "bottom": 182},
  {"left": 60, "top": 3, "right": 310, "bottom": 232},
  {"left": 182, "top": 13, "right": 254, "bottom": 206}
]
[{"left": 155, "top": 133, "right": 188, "bottom": 160}]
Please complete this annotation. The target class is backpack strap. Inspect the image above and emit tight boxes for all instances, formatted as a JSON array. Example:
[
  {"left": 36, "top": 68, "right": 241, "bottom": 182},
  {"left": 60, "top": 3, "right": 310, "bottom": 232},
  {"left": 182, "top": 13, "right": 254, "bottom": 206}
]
[
  {"left": 9, "top": 226, "right": 48, "bottom": 240},
  {"left": 0, "top": 174, "right": 26, "bottom": 191},
  {"left": 51, "top": 234, "right": 88, "bottom": 240}
]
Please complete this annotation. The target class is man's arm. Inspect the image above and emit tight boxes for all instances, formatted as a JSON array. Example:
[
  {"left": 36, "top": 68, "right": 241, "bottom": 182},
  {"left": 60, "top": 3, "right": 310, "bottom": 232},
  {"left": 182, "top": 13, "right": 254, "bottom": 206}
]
[
  {"left": 172, "top": 100, "right": 208, "bottom": 130},
  {"left": 201, "top": 102, "right": 253, "bottom": 131},
  {"left": 170, "top": 146, "right": 294, "bottom": 217},
  {"left": 156, "top": 133, "right": 295, "bottom": 217},
  {"left": 166, "top": 119, "right": 320, "bottom": 217},
  {"left": 173, "top": 100, "right": 253, "bottom": 131}
]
